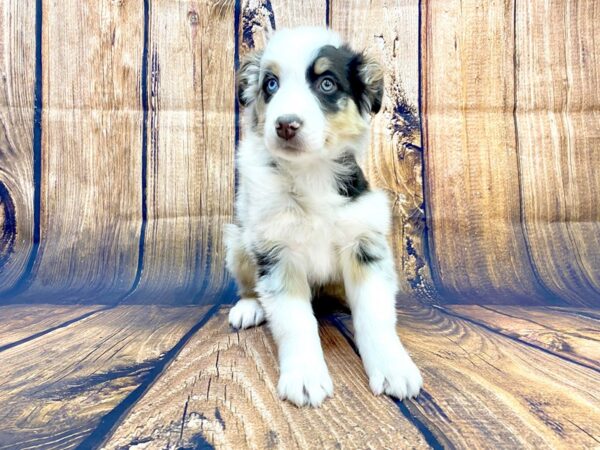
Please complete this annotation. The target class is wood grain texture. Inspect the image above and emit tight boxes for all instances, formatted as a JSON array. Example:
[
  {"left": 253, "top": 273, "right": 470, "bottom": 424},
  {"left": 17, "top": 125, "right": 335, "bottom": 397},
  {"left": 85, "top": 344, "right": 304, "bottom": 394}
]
[
  {"left": 448, "top": 305, "right": 600, "bottom": 371},
  {"left": 0, "top": 304, "right": 597, "bottom": 448},
  {"left": 0, "top": 305, "right": 209, "bottom": 449},
  {"left": 332, "top": 0, "right": 432, "bottom": 296},
  {"left": 514, "top": 0, "right": 600, "bottom": 305},
  {"left": 335, "top": 303, "right": 600, "bottom": 449},
  {"left": 17, "top": 0, "right": 145, "bottom": 303},
  {"left": 0, "top": 0, "right": 597, "bottom": 309},
  {"left": 547, "top": 306, "right": 600, "bottom": 323},
  {"left": 239, "top": 0, "right": 327, "bottom": 55},
  {"left": 104, "top": 307, "right": 430, "bottom": 449},
  {"left": 123, "top": 0, "right": 236, "bottom": 304},
  {"left": 0, "top": 304, "right": 100, "bottom": 348},
  {"left": 421, "top": 0, "right": 551, "bottom": 304},
  {"left": 0, "top": 0, "right": 36, "bottom": 293}
]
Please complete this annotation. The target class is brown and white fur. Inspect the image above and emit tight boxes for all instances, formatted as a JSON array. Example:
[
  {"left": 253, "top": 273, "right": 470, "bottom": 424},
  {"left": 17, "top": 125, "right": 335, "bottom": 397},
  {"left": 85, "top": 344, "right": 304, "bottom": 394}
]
[{"left": 225, "top": 27, "right": 422, "bottom": 407}]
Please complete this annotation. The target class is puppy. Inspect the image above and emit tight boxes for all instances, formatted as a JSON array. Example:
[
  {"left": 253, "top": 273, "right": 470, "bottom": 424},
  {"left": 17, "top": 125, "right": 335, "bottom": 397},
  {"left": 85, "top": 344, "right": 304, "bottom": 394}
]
[{"left": 225, "top": 27, "right": 422, "bottom": 407}]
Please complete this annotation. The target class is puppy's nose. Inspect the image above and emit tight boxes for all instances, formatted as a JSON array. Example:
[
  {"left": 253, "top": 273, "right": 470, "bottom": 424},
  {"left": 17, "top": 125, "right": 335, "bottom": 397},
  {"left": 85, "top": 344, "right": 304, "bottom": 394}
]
[{"left": 275, "top": 115, "right": 302, "bottom": 140}]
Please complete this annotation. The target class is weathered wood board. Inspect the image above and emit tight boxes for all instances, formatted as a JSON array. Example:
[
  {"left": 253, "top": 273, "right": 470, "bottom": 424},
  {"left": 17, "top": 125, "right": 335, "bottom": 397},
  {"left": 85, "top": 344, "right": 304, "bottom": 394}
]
[
  {"left": 0, "top": 0, "right": 598, "bottom": 308},
  {"left": 24, "top": 0, "right": 145, "bottom": 303},
  {"left": 514, "top": 0, "right": 600, "bottom": 305},
  {"left": 104, "top": 308, "right": 430, "bottom": 450},
  {"left": 1, "top": 0, "right": 237, "bottom": 305},
  {"left": 0, "top": 305, "right": 209, "bottom": 449},
  {"left": 421, "top": 0, "right": 550, "bottom": 304},
  {"left": 97, "top": 303, "right": 600, "bottom": 449},
  {"left": 0, "top": 303, "right": 597, "bottom": 448},
  {"left": 422, "top": 0, "right": 600, "bottom": 305},
  {"left": 0, "top": 304, "right": 100, "bottom": 349},
  {"left": 0, "top": 0, "right": 147, "bottom": 304},
  {"left": 0, "top": 0, "right": 37, "bottom": 293},
  {"left": 124, "top": 0, "right": 236, "bottom": 304},
  {"left": 335, "top": 303, "right": 600, "bottom": 449},
  {"left": 448, "top": 305, "right": 600, "bottom": 371}
]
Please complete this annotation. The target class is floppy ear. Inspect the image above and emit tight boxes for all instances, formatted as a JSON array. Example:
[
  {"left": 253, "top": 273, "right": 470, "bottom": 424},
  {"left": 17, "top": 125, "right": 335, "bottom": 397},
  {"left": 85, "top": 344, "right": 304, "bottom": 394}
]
[
  {"left": 237, "top": 50, "right": 263, "bottom": 107},
  {"left": 352, "top": 53, "right": 384, "bottom": 114}
]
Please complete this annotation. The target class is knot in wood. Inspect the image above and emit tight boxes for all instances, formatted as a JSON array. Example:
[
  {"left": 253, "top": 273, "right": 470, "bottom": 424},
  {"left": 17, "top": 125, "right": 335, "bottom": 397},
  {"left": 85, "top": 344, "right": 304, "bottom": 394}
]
[
  {"left": 188, "top": 11, "right": 199, "bottom": 25},
  {"left": 0, "top": 181, "right": 17, "bottom": 268}
]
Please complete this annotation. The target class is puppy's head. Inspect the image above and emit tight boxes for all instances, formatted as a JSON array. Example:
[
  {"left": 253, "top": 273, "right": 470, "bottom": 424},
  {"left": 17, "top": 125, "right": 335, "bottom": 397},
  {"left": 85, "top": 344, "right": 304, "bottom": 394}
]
[{"left": 237, "top": 27, "right": 383, "bottom": 161}]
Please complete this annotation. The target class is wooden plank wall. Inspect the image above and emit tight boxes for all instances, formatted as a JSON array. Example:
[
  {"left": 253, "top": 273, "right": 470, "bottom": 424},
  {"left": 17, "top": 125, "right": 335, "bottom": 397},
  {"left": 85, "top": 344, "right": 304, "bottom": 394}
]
[
  {"left": 124, "top": 0, "right": 236, "bottom": 304},
  {"left": 0, "top": 0, "right": 235, "bottom": 305},
  {"left": 422, "top": 0, "right": 600, "bottom": 306},
  {"left": 29, "top": 1, "right": 144, "bottom": 302},
  {"left": 0, "top": 1, "right": 37, "bottom": 293},
  {"left": 0, "top": 0, "right": 598, "bottom": 306},
  {"left": 514, "top": 1, "right": 600, "bottom": 304}
]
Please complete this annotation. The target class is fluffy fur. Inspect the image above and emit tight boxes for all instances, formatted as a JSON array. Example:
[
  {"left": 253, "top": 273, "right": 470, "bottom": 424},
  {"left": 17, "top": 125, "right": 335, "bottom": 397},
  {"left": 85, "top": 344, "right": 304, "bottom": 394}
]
[{"left": 225, "top": 27, "right": 422, "bottom": 407}]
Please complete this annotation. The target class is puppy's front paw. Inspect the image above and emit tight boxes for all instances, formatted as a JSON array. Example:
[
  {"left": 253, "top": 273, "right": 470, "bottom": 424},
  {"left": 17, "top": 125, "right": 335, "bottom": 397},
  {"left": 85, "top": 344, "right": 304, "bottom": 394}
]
[
  {"left": 229, "top": 298, "right": 265, "bottom": 329},
  {"left": 278, "top": 358, "right": 333, "bottom": 407},
  {"left": 362, "top": 336, "right": 422, "bottom": 400}
]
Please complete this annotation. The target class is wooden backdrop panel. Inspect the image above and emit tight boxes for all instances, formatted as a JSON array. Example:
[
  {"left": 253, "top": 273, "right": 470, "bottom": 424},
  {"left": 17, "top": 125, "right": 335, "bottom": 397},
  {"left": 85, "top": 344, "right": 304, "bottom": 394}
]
[
  {"left": 1, "top": 0, "right": 598, "bottom": 306},
  {"left": 124, "top": 0, "right": 236, "bottom": 304},
  {"left": 13, "top": 0, "right": 146, "bottom": 303},
  {"left": 422, "top": 0, "right": 556, "bottom": 304},
  {"left": 331, "top": 0, "right": 432, "bottom": 297},
  {"left": 0, "top": 1, "right": 36, "bottom": 293},
  {"left": 515, "top": 0, "right": 600, "bottom": 305}
]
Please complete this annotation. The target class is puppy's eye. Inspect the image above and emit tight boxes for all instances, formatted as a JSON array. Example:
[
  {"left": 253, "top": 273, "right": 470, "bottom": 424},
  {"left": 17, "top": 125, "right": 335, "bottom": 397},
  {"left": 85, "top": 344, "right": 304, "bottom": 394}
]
[
  {"left": 265, "top": 77, "right": 279, "bottom": 94},
  {"left": 319, "top": 77, "right": 337, "bottom": 93}
]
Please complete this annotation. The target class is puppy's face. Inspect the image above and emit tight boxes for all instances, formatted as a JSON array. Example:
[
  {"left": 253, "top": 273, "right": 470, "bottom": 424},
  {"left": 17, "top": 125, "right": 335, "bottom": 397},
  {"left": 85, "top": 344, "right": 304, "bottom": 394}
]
[{"left": 238, "top": 28, "right": 383, "bottom": 161}]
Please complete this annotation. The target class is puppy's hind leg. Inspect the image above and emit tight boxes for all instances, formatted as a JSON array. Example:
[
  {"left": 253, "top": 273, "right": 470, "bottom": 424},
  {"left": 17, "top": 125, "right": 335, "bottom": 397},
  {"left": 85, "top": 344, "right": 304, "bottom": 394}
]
[
  {"left": 341, "top": 235, "right": 422, "bottom": 400},
  {"left": 224, "top": 224, "right": 265, "bottom": 329}
]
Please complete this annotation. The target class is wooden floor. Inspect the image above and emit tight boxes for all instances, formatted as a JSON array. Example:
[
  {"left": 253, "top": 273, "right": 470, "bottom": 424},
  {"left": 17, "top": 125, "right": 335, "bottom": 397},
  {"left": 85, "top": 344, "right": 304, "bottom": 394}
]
[{"left": 0, "top": 302, "right": 598, "bottom": 450}]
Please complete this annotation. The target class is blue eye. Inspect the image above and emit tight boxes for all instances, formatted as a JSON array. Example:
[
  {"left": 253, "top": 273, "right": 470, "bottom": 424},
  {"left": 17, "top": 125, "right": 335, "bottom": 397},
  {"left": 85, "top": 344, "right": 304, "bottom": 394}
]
[
  {"left": 319, "top": 77, "right": 337, "bottom": 93},
  {"left": 266, "top": 77, "right": 279, "bottom": 94}
]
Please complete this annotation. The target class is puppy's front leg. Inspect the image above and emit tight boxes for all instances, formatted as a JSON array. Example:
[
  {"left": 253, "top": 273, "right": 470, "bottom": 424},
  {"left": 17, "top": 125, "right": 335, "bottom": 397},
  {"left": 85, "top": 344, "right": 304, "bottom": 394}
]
[
  {"left": 256, "top": 249, "right": 333, "bottom": 407},
  {"left": 342, "top": 237, "right": 422, "bottom": 400}
]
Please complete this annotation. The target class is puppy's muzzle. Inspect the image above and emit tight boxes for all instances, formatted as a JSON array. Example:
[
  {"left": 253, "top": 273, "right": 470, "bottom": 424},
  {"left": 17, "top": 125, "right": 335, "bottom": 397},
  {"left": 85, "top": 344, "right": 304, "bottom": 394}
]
[{"left": 275, "top": 115, "right": 303, "bottom": 141}]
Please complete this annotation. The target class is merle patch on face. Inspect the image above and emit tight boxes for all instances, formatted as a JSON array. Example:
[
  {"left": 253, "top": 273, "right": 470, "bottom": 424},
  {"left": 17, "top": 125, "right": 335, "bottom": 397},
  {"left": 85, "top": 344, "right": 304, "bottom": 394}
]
[{"left": 306, "top": 45, "right": 372, "bottom": 115}]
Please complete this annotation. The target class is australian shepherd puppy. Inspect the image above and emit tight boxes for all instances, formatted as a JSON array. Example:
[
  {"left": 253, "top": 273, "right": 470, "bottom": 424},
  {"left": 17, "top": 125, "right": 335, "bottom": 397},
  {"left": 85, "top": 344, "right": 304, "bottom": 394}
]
[{"left": 225, "top": 27, "right": 422, "bottom": 407}]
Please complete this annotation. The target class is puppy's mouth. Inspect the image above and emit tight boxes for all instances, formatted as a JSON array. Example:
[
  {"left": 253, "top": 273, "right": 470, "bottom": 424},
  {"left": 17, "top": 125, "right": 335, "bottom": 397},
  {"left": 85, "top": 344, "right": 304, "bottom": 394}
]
[
  {"left": 278, "top": 140, "right": 303, "bottom": 151},
  {"left": 269, "top": 137, "right": 305, "bottom": 155}
]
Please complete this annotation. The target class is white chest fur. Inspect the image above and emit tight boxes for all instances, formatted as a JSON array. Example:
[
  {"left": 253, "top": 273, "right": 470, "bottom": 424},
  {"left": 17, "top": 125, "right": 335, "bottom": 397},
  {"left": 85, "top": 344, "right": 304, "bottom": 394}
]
[{"left": 237, "top": 155, "right": 391, "bottom": 286}]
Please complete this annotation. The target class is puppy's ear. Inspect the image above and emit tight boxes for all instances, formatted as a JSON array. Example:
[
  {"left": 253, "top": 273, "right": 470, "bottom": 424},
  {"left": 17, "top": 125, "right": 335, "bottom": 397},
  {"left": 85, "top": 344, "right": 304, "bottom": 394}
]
[
  {"left": 237, "top": 50, "right": 263, "bottom": 107},
  {"left": 351, "top": 53, "right": 384, "bottom": 114}
]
